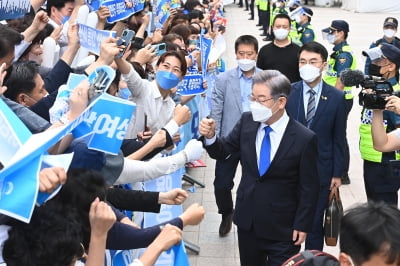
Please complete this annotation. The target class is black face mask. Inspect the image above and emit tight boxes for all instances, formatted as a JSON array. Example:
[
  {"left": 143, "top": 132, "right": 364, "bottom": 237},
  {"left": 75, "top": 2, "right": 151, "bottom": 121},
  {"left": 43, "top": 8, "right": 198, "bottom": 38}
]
[{"left": 368, "top": 64, "right": 382, "bottom": 77}]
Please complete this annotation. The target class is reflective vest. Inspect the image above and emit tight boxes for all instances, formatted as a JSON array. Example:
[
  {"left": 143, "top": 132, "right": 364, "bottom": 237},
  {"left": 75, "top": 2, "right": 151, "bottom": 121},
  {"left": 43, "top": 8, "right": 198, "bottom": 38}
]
[
  {"left": 289, "top": 20, "right": 301, "bottom": 46},
  {"left": 359, "top": 83, "right": 400, "bottom": 162},
  {"left": 259, "top": 0, "right": 269, "bottom": 11},
  {"left": 323, "top": 44, "right": 357, "bottom": 100}
]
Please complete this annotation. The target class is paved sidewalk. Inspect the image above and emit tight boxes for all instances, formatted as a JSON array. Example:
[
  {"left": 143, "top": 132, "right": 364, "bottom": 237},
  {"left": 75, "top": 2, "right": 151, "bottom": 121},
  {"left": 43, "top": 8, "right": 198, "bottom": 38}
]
[{"left": 183, "top": 4, "right": 400, "bottom": 265}]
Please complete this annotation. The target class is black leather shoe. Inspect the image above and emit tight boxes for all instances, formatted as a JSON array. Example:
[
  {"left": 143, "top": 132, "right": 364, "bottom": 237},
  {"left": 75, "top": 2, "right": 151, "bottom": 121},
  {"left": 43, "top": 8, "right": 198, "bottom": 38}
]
[
  {"left": 341, "top": 174, "right": 351, "bottom": 185},
  {"left": 248, "top": 17, "right": 254, "bottom": 20},
  {"left": 219, "top": 213, "right": 233, "bottom": 237},
  {"left": 260, "top": 33, "right": 267, "bottom": 36},
  {"left": 263, "top": 37, "right": 273, "bottom": 41},
  {"left": 244, "top": 8, "right": 249, "bottom": 11},
  {"left": 238, "top": 4, "right": 243, "bottom": 7},
  {"left": 256, "top": 24, "right": 261, "bottom": 26},
  {"left": 259, "top": 27, "right": 264, "bottom": 31}
]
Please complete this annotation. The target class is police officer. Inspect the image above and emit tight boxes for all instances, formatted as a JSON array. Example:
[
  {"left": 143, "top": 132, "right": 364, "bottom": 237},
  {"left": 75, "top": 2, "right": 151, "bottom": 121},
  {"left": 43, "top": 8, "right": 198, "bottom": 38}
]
[
  {"left": 364, "top": 17, "right": 400, "bottom": 76},
  {"left": 361, "top": 43, "right": 400, "bottom": 205},
  {"left": 289, "top": 7, "right": 315, "bottom": 46},
  {"left": 322, "top": 20, "right": 356, "bottom": 185}
]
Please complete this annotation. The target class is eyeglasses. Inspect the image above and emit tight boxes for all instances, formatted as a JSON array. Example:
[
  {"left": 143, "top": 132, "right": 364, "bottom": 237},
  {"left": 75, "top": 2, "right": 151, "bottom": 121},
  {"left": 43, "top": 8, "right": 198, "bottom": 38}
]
[
  {"left": 248, "top": 94, "right": 274, "bottom": 104},
  {"left": 298, "top": 59, "right": 323, "bottom": 66}
]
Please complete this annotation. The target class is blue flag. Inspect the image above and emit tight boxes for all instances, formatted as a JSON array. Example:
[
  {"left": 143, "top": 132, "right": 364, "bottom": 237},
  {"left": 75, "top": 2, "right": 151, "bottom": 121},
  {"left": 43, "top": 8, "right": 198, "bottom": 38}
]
[
  {"left": 0, "top": 0, "right": 30, "bottom": 20},
  {"left": 199, "top": 35, "right": 212, "bottom": 79}
]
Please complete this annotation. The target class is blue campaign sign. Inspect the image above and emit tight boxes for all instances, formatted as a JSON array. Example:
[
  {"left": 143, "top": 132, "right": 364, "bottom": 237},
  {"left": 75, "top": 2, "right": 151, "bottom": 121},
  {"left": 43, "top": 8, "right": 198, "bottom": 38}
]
[
  {"left": 143, "top": 168, "right": 186, "bottom": 266},
  {"left": 0, "top": 0, "right": 30, "bottom": 20},
  {"left": 177, "top": 73, "right": 204, "bottom": 96},
  {"left": 199, "top": 35, "right": 212, "bottom": 79},
  {"left": 78, "top": 23, "right": 116, "bottom": 55},
  {"left": 73, "top": 93, "right": 136, "bottom": 155},
  {"left": 102, "top": 0, "right": 135, "bottom": 23}
]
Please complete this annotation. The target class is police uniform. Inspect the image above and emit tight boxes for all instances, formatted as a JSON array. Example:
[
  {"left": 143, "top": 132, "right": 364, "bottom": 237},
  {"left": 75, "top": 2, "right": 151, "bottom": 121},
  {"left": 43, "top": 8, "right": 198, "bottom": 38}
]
[
  {"left": 360, "top": 78, "right": 400, "bottom": 205},
  {"left": 364, "top": 17, "right": 400, "bottom": 75},
  {"left": 360, "top": 43, "right": 400, "bottom": 205},
  {"left": 322, "top": 20, "right": 356, "bottom": 183}
]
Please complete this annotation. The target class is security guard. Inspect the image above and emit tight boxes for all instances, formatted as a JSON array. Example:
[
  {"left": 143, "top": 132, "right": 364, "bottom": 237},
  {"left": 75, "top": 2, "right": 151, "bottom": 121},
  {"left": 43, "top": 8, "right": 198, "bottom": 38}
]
[
  {"left": 360, "top": 43, "right": 400, "bottom": 205},
  {"left": 322, "top": 20, "right": 356, "bottom": 185},
  {"left": 287, "top": 0, "right": 301, "bottom": 45},
  {"left": 364, "top": 17, "right": 400, "bottom": 76}
]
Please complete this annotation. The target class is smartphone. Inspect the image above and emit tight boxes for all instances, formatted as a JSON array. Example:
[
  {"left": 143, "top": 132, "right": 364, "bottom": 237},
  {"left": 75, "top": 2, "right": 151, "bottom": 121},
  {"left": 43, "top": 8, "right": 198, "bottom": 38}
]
[
  {"left": 152, "top": 42, "right": 167, "bottom": 56},
  {"left": 144, "top": 113, "right": 147, "bottom": 131},
  {"left": 116, "top": 29, "right": 135, "bottom": 58}
]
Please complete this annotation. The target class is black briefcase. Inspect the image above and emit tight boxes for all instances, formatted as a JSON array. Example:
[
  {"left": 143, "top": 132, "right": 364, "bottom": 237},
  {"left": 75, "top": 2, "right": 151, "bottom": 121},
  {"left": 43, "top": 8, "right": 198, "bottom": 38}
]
[{"left": 324, "top": 187, "right": 343, "bottom": 246}]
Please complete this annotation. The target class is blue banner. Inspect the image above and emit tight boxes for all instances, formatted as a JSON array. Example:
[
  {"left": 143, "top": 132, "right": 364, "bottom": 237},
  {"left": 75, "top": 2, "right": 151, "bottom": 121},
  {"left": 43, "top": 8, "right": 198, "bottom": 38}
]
[
  {"left": 177, "top": 73, "right": 204, "bottom": 96},
  {"left": 101, "top": 0, "right": 143, "bottom": 23},
  {"left": 0, "top": 0, "right": 30, "bottom": 20},
  {"left": 143, "top": 168, "right": 185, "bottom": 266},
  {"left": 199, "top": 35, "right": 212, "bottom": 79},
  {"left": 78, "top": 23, "right": 116, "bottom": 55}
]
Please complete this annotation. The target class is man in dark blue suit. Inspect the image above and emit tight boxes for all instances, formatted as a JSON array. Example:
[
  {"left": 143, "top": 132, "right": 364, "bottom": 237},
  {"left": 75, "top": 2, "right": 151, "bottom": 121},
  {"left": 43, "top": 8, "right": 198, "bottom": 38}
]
[
  {"left": 199, "top": 70, "right": 320, "bottom": 266},
  {"left": 286, "top": 41, "right": 346, "bottom": 251}
]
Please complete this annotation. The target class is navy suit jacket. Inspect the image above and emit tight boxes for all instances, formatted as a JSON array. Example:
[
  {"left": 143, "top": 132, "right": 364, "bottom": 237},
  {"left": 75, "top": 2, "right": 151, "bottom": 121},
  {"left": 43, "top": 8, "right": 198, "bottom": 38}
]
[
  {"left": 286, "top": 81, "right": 346, "bottom": 186},
  {"left": 205, "top": 113, "right": 320, "bottom": 242}
]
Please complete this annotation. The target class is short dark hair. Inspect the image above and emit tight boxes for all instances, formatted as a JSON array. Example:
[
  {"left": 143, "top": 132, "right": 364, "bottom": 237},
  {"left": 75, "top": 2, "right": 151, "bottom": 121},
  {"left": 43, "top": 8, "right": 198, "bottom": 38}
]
[
  {"left": 272, "top": 13, "right": 291, "bottom": 27},
  {"left": 4, "top": 61, "right": 40, "bottom": 101},
  {"left": 156, "top": 50, "right": 188, "bottom": 75},
  {"left": 234, "top": 35, "right": 258, "bottom": 54},
  {"left": 253, "top": 70, "right": 291, "bottom": 98},
  {"left": 299, "top": 41, "right": 328, "bottom": 62},
  {"left": 0, "top": 24, "right": 23, "bottom": 59},
  {"left": 340, "top": 201, "right": 400, "bottom": 265},
  {"left": 3, "top": 202, "right": 82, "bottom": 266},
  {"left": 46, "top": 0, "right": 74, "bottom": 16}
]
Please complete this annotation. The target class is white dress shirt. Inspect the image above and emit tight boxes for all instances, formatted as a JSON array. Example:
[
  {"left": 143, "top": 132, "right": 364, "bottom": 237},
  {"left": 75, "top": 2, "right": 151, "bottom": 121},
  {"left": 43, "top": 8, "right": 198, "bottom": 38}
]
[{"left": 122, "top": 65, "right": 179, "bottom": 139}]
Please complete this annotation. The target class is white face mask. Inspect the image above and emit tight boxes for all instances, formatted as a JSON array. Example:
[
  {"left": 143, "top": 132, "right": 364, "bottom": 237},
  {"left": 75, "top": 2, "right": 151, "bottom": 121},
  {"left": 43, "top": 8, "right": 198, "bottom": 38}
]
[
  {"left": 295, "top": 15, "right": 302, "bottom": 24},
  {"left": 250, "top": 101, "right": 274, "bottom": 123},
  {"left": 327, "top": 33, "right": 336, "bottom": 44},
  {"left": 299, "top": 64, "right": 321, "bottom": 83},
  {"left": 384, "top": 29, "right": 396, "bottom": 38},
  {"left": 237, "top": 59, "right": 256, "bottom": 72},
  {"left": 273, "top": 28, "right": 289, "bottom": 40}
]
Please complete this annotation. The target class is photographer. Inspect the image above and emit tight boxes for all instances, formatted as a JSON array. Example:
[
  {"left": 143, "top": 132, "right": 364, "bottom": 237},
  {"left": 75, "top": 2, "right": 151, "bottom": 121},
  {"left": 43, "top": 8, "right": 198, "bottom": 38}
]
[{"left": 364, "top": 43, "right": 400, "bottom": 205}]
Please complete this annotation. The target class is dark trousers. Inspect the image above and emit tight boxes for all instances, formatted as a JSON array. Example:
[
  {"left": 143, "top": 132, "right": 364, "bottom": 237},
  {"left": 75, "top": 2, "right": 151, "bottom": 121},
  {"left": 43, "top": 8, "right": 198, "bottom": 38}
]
[
  {"left": 249, "top": 0, "right": 255, "bottom": 18},
  {"left": 257, "top": 6, "right": 261, "bottom": 25},
  {"left": 238, "top": 227, "right": 301, "bottom": 266},
  {"left": 260, "top": 9, "right": 271, "bottom": 35},
  {"left": 245, "top": 0, "right": 249, "bottom": 10},
  {"left": 343, "top": 98, "right": 353, "bottom": 176},
  {"left": 364, "top": 160, "right": 400, "bottom": 206},
  {"left": 214, "top": 151, "right": 240, "bottom": 216},
  {"left": 305, "top": 185, "right": 330, "bottom": 251}
]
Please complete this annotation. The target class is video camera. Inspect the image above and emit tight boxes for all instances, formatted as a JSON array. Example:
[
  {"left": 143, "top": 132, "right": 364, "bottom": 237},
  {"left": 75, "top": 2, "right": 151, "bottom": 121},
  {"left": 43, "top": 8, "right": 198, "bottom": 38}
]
[{"left": 340, "top": 69, "right": 397, "bottom": 109}]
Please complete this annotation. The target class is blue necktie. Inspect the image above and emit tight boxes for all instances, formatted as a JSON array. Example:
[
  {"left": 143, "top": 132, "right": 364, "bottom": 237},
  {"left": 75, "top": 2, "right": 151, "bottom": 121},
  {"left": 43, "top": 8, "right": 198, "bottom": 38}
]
[
  {"left": 306, "top": 88, "right": 316, "bottom": 128},
  {"left": 259, "top": 126, "right": 272, "bottom": 176}
]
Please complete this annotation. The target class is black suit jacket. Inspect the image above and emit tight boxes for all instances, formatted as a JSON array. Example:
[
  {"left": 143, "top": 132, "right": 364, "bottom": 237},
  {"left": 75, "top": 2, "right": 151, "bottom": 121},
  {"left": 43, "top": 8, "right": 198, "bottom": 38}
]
[
  {"left": 206, "top": 113, "right": 320, "bottom": 241},
  {"left": 286, "top": 81, "right": 346, "bottom": 186}
]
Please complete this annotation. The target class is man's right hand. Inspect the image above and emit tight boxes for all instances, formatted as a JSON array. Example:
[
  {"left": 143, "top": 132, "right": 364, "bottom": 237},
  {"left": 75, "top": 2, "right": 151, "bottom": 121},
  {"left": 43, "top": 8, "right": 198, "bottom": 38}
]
[
  {"left": 199, "top": 118, "right": 216, "bottom": 139},
  {"left": 173, "top": 104, "right": 191, "bottom": 126}
]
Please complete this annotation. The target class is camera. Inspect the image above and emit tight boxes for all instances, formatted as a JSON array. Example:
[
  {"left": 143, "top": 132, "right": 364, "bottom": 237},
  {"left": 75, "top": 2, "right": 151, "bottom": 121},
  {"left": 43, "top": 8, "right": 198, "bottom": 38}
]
[{"left": 340, "top": 69, "right": 397, "bottom": 109}]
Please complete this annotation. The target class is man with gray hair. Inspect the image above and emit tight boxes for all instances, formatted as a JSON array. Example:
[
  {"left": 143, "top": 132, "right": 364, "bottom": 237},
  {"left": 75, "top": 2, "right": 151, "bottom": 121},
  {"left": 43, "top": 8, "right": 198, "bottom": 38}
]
[{"left": 199, "top": 70, "right": 320, "bottom": 266}]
